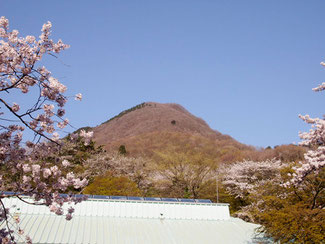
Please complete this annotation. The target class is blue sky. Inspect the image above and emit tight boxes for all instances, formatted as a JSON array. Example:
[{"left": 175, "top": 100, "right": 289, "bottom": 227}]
[{"left": 2, "top": 1, "right": 325, "bottom": 148}]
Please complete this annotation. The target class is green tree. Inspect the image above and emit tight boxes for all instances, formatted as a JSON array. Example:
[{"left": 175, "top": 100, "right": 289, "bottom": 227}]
[
  {"left": 253, "top": 168, "right": 325, "bottom": 243},
  {"left": 118, "top": 145, "right": 127, "bottom": 155},
  {"left": 83, "top": 172, "right": 142, "bottom": 196}
]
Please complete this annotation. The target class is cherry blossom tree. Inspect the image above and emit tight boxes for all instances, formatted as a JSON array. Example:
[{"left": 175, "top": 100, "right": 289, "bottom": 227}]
[
  {"left": 81, "top": 152, "right": 153, "bottom": 193},
  {"left": 219, "top": 159, "right": 285, "bottom": 221},
  {"left": 0, "top": 16, "right": 90, "bottom": 243},
  {"left": 289, "top": 62, "right": 325, "bottom": 185},
  {"left": 220, "top": 159, "right": 283, "bottom": 199}
]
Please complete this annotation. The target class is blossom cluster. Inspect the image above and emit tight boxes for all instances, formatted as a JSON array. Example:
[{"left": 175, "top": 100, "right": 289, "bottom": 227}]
[
  {"left": 288, "top": 115, "right": 325, "bottom": 185},
  {"left": 289, "top": 62, "right": 325, "bottom": 185},
  {"left": 0, "top": 16, "right": 89, "bottom": 243},
  {"left": 220, "top": 159, "right": 283, "bottom": 198},
  {"left": 79, "top": 130, "right": 93, "bottom": 146},
  {"left": 0, "top": 16, "right": 81, "bottom": 140}
]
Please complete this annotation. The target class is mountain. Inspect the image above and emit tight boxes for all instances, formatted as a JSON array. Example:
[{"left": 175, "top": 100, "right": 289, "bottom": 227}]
[
  {"left": 81, "top": 102, "right": 256, "bottom": 161},
  {"left": 94, "top": 102, "right": 227, "bottom": 143}
]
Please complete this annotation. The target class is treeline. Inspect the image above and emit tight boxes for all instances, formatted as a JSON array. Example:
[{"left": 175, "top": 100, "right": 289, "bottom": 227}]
[{"left": 102, "top": 102, "right": 149, "bottom": 125}]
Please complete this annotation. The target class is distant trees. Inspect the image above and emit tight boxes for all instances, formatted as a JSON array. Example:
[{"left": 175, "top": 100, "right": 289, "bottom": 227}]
[
  {"left": 82, "top": 152, "right": 153, "bottom": 193},
  {"left": 102, "top": 102, "right": 148, "bottom": 124},
  {"left": 83, "top": 172, "right": 142, "bottom": 196},
  {"left": 220, "top": 159, "right": 283, "bottom": 200},
  {"left": 154, "top": 151, "right": 216, "bottom": 198},
  {"left": 220, "top": 160, "right": 284, "bottom": 221},
  {"left": 81, "top": 146, "right": 220, "bottom": 199}
]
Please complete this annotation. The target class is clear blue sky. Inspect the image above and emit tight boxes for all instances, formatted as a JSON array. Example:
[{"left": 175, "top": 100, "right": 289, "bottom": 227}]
[{"left": 2, "top": 1, "right": 325, "bottom": 148}]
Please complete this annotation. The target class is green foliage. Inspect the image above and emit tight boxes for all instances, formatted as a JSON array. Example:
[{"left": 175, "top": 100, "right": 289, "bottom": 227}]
[
  {"left": 255, "top": 199, "right": 325, "bottom": 243},
  {"left": 197, "top": 179, "right": 248, "bottom": 214},
  {"left": 118, "top": 145, "right": 127, "bottom": 155},
  {"left": 83, "top": 172, "right": 142, "bottom": 196},
  {"left": 243, "top": 167, "right": 325, "bottom": 243}
]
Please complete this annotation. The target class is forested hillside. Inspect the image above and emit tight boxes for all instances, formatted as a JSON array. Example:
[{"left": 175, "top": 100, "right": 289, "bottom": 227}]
[{"left": 72, "top": 102, "right": 306, "bottom": 202}]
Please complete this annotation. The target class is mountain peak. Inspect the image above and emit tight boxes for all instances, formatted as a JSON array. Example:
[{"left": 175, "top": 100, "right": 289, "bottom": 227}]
[{"left": 92, "top": 102, "right": 221, "bottom": 147}]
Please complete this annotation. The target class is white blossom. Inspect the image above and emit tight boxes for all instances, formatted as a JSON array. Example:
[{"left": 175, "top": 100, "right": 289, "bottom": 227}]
[{"left": 75, "top": 93, "right": 82, "bottom": 101}]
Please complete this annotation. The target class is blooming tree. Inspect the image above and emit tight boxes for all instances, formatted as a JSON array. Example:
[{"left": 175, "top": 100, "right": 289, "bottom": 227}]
[
  {"left": 220, "top": 159, "right": 283, "bottom": 199},
  {"left": 80, "top": 151, "right": 153, "bottom": 194},
  {"left": 0, "top": 16, "right": 90, "bottom": 243},
  {"left": 219, "top": 159, "right": 285, "bottom": 221},
  {"left": 289, "top": 62, "right": 325, "bottom": 185}
]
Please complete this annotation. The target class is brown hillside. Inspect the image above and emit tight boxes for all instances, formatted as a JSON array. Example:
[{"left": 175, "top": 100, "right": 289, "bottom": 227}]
[
  {"left": 107, "top": 131, "right": 256, "bottom": 162},
  {"left": 86, "top": 102, "right": 260, "bottom": 162},
  {"left": 81, "top": 102, "right": 305, "bottom": 163},
  {"left": 92, "top": 102, "right": 238, "bottom": 147}
]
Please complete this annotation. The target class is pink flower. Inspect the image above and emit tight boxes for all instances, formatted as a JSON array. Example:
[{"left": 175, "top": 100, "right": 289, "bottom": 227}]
[
  {"left": 0, "top": 16, "right": 9, "bottom": 29},
  {"left": 25, "top": 35, "right": 35, "bottom": 43},
  {"left": 41, "top": 21, "right": 52, "bottom": 33},
  {"left": 43, "top": 168, "right": 52, "bottom": 178},
  {"left": 62, "top": 159, "right": 70, "bottom": 167},
  {"left": 50, "top": 165, "right": 60, "bottom": 176},
  {"left": 75, "top": 93, "right": 82, "bottom": 101},
  {"left": 73, "top": 178, "right": 88, "bottom": 189},
  {"left": 52, "top": 132, "right": 60, "bottom": 141},
  {"left": 48, "top": 77, "right": 67, "bottom": 93},
  {"left": 12, "top": 103, "right": 20, "bottom": 112},
  {"left": 22, "top": 175, "right": 31, "bottom": 184},
  {"left": 22, "top": 164, "right": 31, "bottom": 173},
  {"left": 57, "top": 119, "right": 69, "bottom": 129},
  {"left": 79, "top": 130, "right": 93, "bottom": 145},
  {"left": 31, "top": 164, "right": 41, "bottom": 176},
  {"left": 43, "top": 104, "right": 55, "bottom": 116},
  {"left": 49, "top": 203, "right": 58, "bottom": 213}
]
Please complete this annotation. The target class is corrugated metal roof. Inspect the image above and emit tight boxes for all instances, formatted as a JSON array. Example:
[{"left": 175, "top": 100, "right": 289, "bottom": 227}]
[
  {"left": 11, "top": 215, "right": 261, "bottom": 244},
  {"left": 1, "top": 197, "right": 262, "bottom": 244},
  {"left": 3, "top": 196, "right": 230, "bottom": 221}
]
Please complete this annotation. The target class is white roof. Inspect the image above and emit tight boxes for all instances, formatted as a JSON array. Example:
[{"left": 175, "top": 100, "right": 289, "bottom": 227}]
[{"left": 2, "top": 196, "right": 262, "bottom": 244}]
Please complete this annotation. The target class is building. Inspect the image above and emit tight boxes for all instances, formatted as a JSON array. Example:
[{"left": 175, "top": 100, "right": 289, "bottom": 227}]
[{"left": 2, "top": 195, "right": 264, "bottom": 244}]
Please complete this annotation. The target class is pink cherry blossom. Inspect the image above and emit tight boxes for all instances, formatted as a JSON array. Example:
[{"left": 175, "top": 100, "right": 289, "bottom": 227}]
[
  {"left": 62, "top": 159, "right": 70, "bottom": 167},
  {"left": 11, "top": 103, "right": 20, "bottom": 112},
  {"left": 75, "top": 93, "right": 82, "bottom": 101},
  {"left": 0, "top": 16, "right": 88, "bottom": 243},
  {"left": 290, "top": 61, "right": 325, "bottom": 185},
  {"left": 43, "top": 168, "right": 52, "bottom": 178},
  {"left": 79, "top": 130, "right": 93, "bottom": 145}
]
